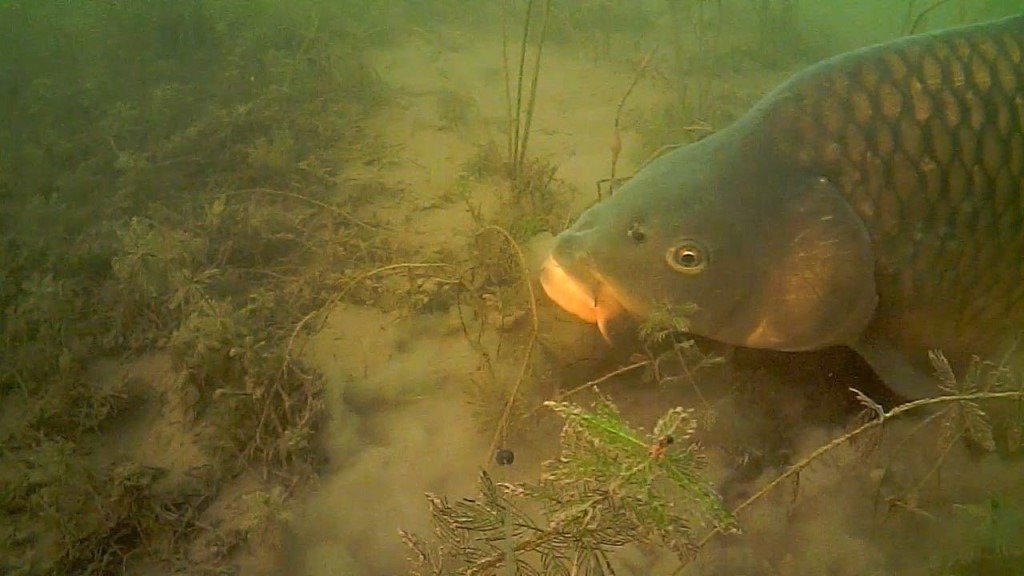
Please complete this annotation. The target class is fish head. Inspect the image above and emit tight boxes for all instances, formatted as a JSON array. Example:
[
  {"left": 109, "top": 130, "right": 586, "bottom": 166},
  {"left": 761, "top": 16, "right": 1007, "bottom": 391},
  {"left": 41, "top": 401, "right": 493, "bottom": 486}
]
[{"left": 542, "top": 137, "right": 879, "bottom": 352}]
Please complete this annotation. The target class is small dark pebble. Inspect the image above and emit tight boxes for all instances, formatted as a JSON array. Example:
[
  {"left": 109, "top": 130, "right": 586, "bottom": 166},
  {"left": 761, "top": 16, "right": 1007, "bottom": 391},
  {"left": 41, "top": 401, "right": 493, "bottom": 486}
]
[{"left": 495, "top": 448, "right": 515, "bottom": 466}]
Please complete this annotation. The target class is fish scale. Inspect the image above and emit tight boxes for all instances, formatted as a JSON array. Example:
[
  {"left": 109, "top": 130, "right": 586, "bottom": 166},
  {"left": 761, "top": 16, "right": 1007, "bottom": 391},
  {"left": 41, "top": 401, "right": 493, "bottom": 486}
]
[{"left": 761, "top": 16, "right": 1024, "bottom": 360}]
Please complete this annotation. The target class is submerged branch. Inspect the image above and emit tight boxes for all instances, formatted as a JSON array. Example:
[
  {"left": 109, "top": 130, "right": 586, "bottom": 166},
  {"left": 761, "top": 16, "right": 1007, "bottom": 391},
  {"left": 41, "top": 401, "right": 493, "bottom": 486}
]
[{"left": 689, "top": 389, "right": 1024, "bottom": 559}]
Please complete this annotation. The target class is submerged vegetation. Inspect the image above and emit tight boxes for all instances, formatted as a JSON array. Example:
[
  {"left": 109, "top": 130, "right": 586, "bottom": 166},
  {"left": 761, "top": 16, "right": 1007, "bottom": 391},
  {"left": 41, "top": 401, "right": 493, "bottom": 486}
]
[
  {"left": 407, "top": 355, "right": 1024, "bottom": 574},
  {"left": 404, "top": 395, "right": 735, "bottom": 574},
  {"left": 1, "top": 0, "right": 387, "bottom": 573},
  {"left": 3, "top": 0, "right": 1024, "bottom": 574},
  {"left": 403, "top": 1, "right": 1024, "bottom": 573}
]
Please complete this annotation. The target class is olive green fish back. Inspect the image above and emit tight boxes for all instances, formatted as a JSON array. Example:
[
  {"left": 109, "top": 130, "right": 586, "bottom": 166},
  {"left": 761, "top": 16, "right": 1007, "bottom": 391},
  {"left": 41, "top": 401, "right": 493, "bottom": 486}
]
[{"left": 762, "top": 15, "right": 1024, "bottom": 359}]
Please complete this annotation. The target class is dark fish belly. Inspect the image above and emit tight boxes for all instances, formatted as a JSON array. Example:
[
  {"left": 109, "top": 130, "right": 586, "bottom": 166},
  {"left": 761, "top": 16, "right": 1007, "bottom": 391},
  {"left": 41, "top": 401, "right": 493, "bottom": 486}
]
[{"left": 757, "top": 15, "right": 1024, "bottom": 360}]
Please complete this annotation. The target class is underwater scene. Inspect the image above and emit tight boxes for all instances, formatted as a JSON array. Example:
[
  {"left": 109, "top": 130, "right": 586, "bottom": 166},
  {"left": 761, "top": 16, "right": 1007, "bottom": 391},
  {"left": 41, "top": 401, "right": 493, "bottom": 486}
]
[{"left": 2, "top": 1, "right": 1023, "bottom": 574}]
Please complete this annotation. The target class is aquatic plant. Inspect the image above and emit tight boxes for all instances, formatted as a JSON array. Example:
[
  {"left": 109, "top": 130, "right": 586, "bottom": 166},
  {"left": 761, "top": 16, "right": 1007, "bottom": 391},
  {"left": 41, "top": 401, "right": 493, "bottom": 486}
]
[
  {"left": 682, "top": 351, "right": 1024, "bottom": 569},
  {"left": 437, "top": 89, "right": 481, "bottom": 131},
  {"left": 404, "top": 337, "right": 1024, "bottom": 574},
  {"left": 0, "top": 0, "right": 387, "bottom": 573},
  {"left": 404, "top": 394, "right": 735, "bottom": 574},
  {"left": 944, "top": 496, "right": 1024, "bottom": 572},
  {"left": 503, "top": 0, "right": 553, "bottom": 197},
  {"left": 601, "top": 50, "right": 656, "bottom": 199}
]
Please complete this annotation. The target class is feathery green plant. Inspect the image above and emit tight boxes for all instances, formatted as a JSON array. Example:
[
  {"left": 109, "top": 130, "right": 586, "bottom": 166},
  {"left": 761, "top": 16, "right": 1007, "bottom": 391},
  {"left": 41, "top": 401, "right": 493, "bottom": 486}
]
[{"left": 404, "top": 394, "right": 735, "bottom": 574}]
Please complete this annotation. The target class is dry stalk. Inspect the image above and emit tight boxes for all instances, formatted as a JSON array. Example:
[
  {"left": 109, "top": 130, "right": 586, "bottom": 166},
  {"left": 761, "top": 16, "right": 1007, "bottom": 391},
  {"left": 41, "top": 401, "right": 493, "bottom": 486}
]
[
  {"left": 502, "top": 2, "right": 514, "bottom": 163},
  {"left": 269, "top": 263, "right": 461, "bottom": 472},
  {"left": 868, "top": 405, "right": 950, "bottom": 508},
  {"left": 518, "top": 361, "right": 652, "bottom": 422},
  {"left": 510, "top": 0, "right": 535, "bottom": 171},
  {"left": 910, "top": 425, "right": 963, "bottom": 493},
  {"left": 596, "top": 135, "right": 707, "bottom": 200}
]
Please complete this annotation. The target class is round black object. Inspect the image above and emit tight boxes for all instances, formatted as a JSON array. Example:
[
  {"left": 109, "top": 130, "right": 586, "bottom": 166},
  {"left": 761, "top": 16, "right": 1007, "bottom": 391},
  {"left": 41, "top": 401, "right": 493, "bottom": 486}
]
[{"left": 495, "top": 448, "right": 515, "bottom": 466}]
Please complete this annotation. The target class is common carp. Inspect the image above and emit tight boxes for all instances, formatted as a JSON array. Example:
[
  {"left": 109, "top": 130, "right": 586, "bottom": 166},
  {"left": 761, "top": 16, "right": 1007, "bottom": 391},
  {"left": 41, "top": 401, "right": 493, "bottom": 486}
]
[{"left": 541, "top": 15, "right": 1024, "bottom": 399}]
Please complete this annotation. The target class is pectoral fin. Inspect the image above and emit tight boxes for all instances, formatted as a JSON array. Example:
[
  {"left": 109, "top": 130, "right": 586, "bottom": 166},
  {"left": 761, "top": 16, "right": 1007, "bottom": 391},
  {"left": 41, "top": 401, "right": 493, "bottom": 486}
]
[
  {"left": 742, "top": 176, "right": 877, "bottom": 351},
  {"left": 853, "top": 338, "right": 940, "bottom": 400}
]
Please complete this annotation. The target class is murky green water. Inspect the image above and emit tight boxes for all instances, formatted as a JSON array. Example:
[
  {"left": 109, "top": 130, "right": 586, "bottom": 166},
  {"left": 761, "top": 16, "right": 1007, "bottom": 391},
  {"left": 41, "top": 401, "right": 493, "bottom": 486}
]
[{"left": 2, "top": 2, "right": 1022, "bottom": 575}]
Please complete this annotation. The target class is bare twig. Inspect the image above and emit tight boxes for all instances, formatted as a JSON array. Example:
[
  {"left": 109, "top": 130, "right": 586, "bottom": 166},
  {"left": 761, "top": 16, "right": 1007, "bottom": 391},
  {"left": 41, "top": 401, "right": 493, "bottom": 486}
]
[
  {"left": 502, "top": 2, "right": 514, "bottom": 163},
  {"left": 596, "top": 137, "right": 707, "bottom": 199},
  {"left": 555, "top": 361, "right": 650, "bottom": 403},
  {"left": 870, "top": 406, "right": 950, "bottom": 511},
  {"left": 911, "top": 425, "right": 963, "bottom": 493}
]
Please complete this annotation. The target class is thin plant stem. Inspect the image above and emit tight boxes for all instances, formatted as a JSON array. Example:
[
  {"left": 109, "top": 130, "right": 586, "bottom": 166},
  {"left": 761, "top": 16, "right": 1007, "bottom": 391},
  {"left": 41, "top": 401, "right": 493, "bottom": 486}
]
[
  {"left": 607, "top": 49, "right": 656, "bottom": 198},
  {"left": 476, "top": 226, "right": 540, "bottom": 465},
  {"left": 911, "top": 426, "right": 963, "bottom": 493},
  {"left": 906, "top": 0, "right": 956, "bottom": 35},
  {"left": 515, "top": 0, "right": 552, "bottom": 179},
  {"left": 871, "top": 406, "right": 949, "bottom": 511},
  {"left": 511, "top": 0, "right": 535, "bottom": 178},
  {"left": 562, "top": 361, "right": 650, "bottom": 400},
  {"left": 502, "top": 1, "right": 514, "bottom": 163}
]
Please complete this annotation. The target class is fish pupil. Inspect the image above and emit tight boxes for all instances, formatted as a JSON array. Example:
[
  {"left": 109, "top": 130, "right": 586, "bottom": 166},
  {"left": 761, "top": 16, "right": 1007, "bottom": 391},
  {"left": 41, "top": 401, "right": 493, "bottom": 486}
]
[{"left": 678, "top": 249, "right": 699, "bottom": 267}]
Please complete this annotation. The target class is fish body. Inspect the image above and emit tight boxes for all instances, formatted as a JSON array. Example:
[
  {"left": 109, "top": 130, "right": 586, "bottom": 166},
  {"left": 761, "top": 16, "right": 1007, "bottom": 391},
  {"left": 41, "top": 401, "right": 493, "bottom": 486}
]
[{"left": 541, "top": 15, "right": 1024, "bottom": 398}]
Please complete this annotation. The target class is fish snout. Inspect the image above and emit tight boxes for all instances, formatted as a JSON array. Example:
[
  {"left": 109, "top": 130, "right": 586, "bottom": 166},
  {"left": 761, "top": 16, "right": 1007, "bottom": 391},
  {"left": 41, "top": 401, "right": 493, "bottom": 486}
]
[
  {"left": 541, "top": 219, "right": 632, "bottom": 343},
  {"left": 540, "top": 255, "right": 598, "bottom": 322},
  {"left": 540, "top": 225, "right": 604, "bottom": 325},
  {"left": 549, "top": 223, "right": 599, "bottom": 269}
]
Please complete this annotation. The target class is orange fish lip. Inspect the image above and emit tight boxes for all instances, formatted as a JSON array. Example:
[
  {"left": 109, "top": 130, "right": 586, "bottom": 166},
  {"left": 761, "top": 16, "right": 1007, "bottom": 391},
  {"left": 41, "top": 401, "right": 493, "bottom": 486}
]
[
  {"left": 539, "top": 255, "right": 624, "bottom": 341},
  {"left": 540, "top": 255, "right": 599, "bottom": 323}
]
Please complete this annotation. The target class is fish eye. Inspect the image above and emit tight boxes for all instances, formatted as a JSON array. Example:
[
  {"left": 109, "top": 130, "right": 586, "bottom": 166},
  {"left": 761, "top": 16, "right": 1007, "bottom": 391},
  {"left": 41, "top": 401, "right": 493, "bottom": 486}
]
[
  {"left": 627, "top": 222, "right": 646, "bottom": 243},
  {"left": 666, "top": 240, "right": 708, "bottom": 275}
]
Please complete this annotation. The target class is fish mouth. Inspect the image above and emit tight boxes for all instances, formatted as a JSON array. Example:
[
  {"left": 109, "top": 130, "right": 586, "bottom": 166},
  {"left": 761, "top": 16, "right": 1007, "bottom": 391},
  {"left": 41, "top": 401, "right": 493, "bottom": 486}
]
[{"left": 539, "top": 255, "right": 626, "bottom": 341}]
